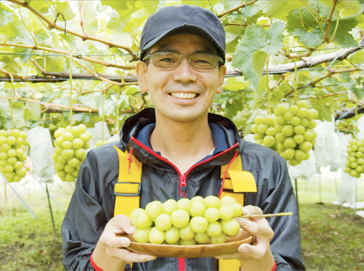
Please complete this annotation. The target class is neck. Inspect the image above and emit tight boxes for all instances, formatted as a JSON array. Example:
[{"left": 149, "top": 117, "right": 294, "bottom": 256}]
[{"left": 150, "top": 114, "right": 215, "bottom": 173}]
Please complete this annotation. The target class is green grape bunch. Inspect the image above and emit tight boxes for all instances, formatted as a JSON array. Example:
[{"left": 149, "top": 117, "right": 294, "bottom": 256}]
[
  {"left": 52, "top": 124, "right": 92, "bottom": 182},
  {"left": 0, "top": 129, "right": 29, "bottom": 183},
  {"left": 251, "top": 101, "right": 318, "bottom": 166},
  {"left": 344, "top": 139, "right": 364, "bottom": 178},
  {"left": 130, "top": 195, "right": 242, "bottom": 245},
  {"left": 274, "top": 101, "right": 318, "bottom": 166}
]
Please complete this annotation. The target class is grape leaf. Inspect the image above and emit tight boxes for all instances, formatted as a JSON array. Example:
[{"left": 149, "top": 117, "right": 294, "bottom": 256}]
[
  {"left": 286, "top": 4, "right": 331, "bottom": 47},
  {"left": 54, "top": 1, "right": 75, "bottom": 21},
  {"left": 232, "top": 22, "right": 285, "bottom": 90},
  {"left": 255, "top": 0, "right": 303, "bottom": 20},
  {"left": 328, "top": 15, "right": 359, "bottom": 48},
  {"left": 0, "top": 3, "right": 14, "bottom": 27},
  {"left": 25, "top": 102, "right": 41, "bottom": 121},
  {"left": 13, "top": 102, "right": 25, "bottom": 128}
]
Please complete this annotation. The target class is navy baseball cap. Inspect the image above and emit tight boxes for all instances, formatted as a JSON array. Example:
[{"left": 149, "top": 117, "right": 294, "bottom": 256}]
[{"left": 140, "top": 5, "right": 226, "bottom": 64}]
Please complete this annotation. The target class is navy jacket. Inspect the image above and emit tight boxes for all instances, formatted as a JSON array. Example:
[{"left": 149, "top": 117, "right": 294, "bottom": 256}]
[{"left": 62, "top": 108, "right": 305, "bottom": 270}]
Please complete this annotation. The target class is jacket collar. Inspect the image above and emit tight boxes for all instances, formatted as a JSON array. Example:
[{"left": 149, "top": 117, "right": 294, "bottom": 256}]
[{"left": 119, "top": 108, "right": 242, "bottom": 168}]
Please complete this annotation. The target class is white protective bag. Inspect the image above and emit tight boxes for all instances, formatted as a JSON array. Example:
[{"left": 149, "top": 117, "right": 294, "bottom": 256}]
[{"left": 27, "top": 126, "right": 55, "bottom": 183}]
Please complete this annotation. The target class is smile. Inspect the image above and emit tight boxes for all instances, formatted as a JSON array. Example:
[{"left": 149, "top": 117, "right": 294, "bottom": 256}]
[{"left": 170, "top": 92, "right": 199, "bottom": 99}]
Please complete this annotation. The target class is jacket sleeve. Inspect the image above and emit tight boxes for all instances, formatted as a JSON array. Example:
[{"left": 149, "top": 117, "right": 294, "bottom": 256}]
[
  {"left": 61, "top": 149, "right": 113, "bottom": 271},
  {"left": 244, "top": 146, "right": 306, "bottom": 271}
]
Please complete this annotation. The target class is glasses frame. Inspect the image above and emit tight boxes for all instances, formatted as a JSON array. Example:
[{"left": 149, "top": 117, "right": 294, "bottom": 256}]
[{"left": 143, "top": 51, "right": 224, "bottom": 70}]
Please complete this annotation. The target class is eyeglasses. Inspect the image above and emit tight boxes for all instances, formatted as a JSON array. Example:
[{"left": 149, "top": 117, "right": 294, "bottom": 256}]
[{"left": 143, "top": 51, "right": 223, "bottom": 69}]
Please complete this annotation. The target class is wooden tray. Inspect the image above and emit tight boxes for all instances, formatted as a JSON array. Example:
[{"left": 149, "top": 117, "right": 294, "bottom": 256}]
[{"left": 119, "top": 231, "right": 254, "bottom": 258}]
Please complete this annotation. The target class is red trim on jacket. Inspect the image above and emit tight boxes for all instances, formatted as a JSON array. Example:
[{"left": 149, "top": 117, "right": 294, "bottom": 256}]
[
  {"left": 272, "top": 261, "right": 277, "bottom": 271},
  {"left": 90, "top": 254, "right": 103, "bottom": 271}
]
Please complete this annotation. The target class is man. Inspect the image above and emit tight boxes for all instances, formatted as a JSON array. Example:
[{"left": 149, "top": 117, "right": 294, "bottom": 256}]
[{"left": 62, "top": 5, "right": 305, "bottom": 271}]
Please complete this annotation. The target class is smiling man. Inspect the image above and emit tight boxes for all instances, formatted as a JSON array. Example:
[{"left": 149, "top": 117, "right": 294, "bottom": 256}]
[{"left": 62, "top": 5, "right": 305, "bottom": 271}]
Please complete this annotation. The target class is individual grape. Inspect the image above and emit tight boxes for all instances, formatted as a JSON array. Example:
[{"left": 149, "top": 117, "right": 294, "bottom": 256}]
[
  {"left": 190, "top": 201, "right": 207, "bottom": 217},
  {"left": 149, "top": 227, "right": 165, "bottom": 244},
  {"left": 162, "top": 199, "right": 178, "bottom": 215},
  {"left": 204, "top": 208, "right": 220, "bottom": 222},
  {"left": 133, "top": 227, "right": 152, "bottom": 243},
  {"left": 130, "top": 209, "right": 153, "bottom": 229},
  {"left": 219, "top": 205, "right": 234, "bottom": 220},
  {"left": 165, "top": 226, "right": 180, "bottom": 244},
  {"left": 180, "top": 224, "right": 195, "bottom": 240},
  {"left": 145, "top": 201, "right": 164, "bottom": 222},
  {"left": 171, "top": 209, "right": 189, "bottom": 228},
  {"left": 155, "top": 213, "right": 172, "bottom": 231},
  {"left": 194, "top": 232, "right": 209, "bottom": 244},
  {"left": 220, "top": 196, "right": 236, "bottom": 205},
  {"left": 230, "top": 203, "right": 243, "bottom": 217},
  {"left": 177, "top": 198, "right": 191, "bottom": 215},
  {"left": 221, "top": 219, "right": 240, "bottom": 238},
  {"left": 190, "top": 216, "right": 208, "bottom": 233},
  {"left": 204, "top": 195, "right": 222, "bottom": 209},
  {"left": 206, "top": 222, "right": 222, "bottom": 237}
]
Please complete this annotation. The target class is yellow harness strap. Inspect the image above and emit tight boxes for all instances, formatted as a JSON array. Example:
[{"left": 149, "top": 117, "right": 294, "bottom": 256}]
[
  {"left": 218, "top": 155, "right": 257, "bottom": 270},
  {"left": 113, "top": 147, "right": 257, "bottom": 270},
  {"left": 113, "top": 146, "right": 142, "bottom": 218}
]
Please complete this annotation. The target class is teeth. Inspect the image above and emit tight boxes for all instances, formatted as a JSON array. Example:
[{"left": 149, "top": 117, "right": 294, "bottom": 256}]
[{"left": 171, "top": 92, "right": 197, "bottom": 99}]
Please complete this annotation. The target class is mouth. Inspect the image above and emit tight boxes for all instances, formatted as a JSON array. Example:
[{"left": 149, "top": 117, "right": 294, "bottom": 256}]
[{"left": 169, "top": 92, "right": 199, "bottom": 99}]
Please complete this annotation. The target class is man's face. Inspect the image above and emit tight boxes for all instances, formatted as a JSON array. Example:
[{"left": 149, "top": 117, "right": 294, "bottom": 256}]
[{"left": 136, "top": 33, "right": 226, "bottom": 123}]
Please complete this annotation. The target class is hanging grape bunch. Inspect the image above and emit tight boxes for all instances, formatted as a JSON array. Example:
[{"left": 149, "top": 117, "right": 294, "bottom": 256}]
[
  {"left": 0, "top": 129, "right": 29, "bottom": 182},
  {"left": 273, "top": 101, "right": 318, "bottom": 166},
  {"left": 251, "top": 101, "right": 318, "bottom": 166},
  {"left": 52, "top": 124, "right": 91, "bottom": 182},
  {"left": 344, "top": 139, "right": 364, "bottom": 178},
  {"left": 130, "top": 195, "right": 242, "bottom": 245}
]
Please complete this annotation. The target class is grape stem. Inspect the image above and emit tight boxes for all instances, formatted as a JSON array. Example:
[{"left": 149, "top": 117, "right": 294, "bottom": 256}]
[
  {"left": 240, "top": 212, "right": 293, "bottom": 219},
  {"left": 9, "top": 73, "right": 14, "bottom": 130},
  {"left": 69, "top": 52, "right": 73, "bottom": 128}
]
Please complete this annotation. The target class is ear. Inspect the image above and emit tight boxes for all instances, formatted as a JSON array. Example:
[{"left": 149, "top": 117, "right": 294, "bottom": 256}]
[
  {"left": 136, "top": 61, "right": 149, "bottom": 93},
  {"left": 216, "top": 65, "right": 227, "bottom": 94}
]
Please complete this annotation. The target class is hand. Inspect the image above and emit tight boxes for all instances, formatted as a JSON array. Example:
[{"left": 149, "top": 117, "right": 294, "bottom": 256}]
[
  {"left": 92, "top": 215, "right": 156, "bottom": 271},
  {"left": 215, "top": 206, "right": 275, "bottom": 271}
]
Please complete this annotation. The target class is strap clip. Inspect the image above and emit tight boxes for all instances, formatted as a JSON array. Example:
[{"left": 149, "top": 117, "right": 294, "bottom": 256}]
[{"left": 114, "top": 182, "right": 141, "bottom": 196}]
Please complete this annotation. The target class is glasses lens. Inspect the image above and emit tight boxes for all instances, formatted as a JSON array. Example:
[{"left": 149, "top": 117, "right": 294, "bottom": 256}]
[
  {"left": 152, "top": 52, "right": 180, "bottom": 68},
  {"left": 150, "top": 52, "right": 220, "bottom": 69},
  {"left": 189, "top": 53, "right": 218, "bottom": 69}
]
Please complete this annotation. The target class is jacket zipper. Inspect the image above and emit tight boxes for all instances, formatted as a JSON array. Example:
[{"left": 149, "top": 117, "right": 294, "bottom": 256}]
[{"left": 130, "top": 137, "right": 239, "bottom": 271}]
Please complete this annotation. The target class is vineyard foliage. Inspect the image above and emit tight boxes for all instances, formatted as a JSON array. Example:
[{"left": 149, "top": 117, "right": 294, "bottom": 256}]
[{"left": 1, "top": 0, "right": 364, "bottom": 136}]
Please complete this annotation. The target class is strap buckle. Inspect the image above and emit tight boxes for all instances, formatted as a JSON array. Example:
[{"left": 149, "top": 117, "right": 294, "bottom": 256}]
[{"left": 114, "top": 182, "right": 141, "bottom": 196}]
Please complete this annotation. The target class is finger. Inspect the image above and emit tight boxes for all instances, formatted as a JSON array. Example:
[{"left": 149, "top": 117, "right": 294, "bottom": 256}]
[
  {"left": 101, "top": 234, "right": 131, "bottom": 249},
  {"left": 215, "top": 240, "right": 266, "bottom": 261},
  {"left": 242, "top": 206, "right": 263, "bottom": 217},
  {"left": 109, "top": 215, "right": 136, "bottom": 235},
  {"left": 235, "top": 217, "right": 273, "bottom": 239},
  {"left": 237, "top": 241, "right": 266, "bottom": 259}
]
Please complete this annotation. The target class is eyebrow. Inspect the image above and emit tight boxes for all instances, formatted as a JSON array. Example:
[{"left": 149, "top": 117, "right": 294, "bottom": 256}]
[{"left": 153, "top": 45, "right": 216, "bottom": 54}]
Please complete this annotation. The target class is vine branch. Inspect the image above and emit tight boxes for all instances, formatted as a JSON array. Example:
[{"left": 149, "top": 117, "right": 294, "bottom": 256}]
[
  {"left": 325, "top": 0, "right": 337, "bottom": 42},
  {"left": 0, "top": 43, "right": 135, "bottom": 70},
  {"left": 217, "top": 0, "right": 258, "bottom": 18},
  {"left": 6, "top": 0, "right": 139, "bottom": 61}
]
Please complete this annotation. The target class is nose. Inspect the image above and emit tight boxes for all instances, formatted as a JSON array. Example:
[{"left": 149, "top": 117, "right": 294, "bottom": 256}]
[{"left": 173, "top": 56, "right": 197, "bottom": 83}]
